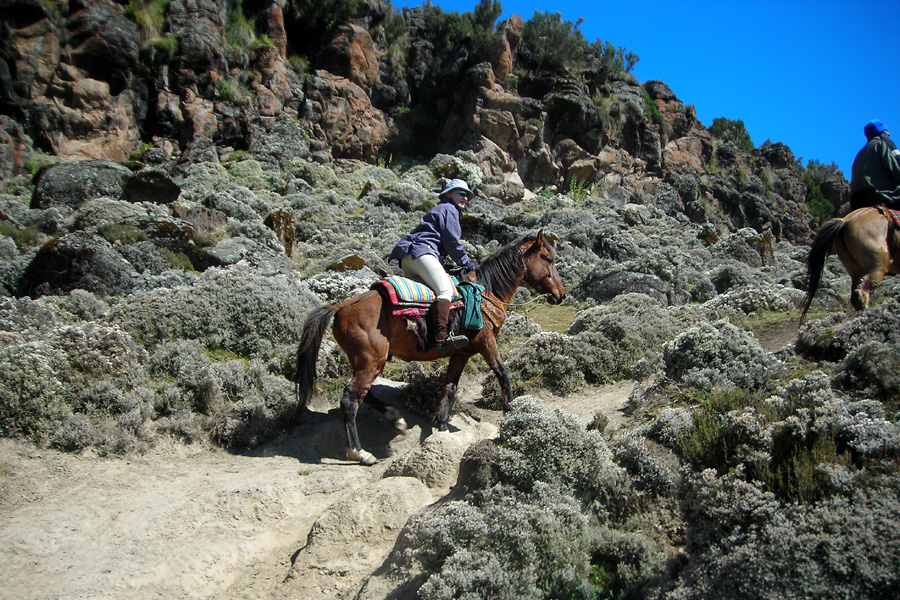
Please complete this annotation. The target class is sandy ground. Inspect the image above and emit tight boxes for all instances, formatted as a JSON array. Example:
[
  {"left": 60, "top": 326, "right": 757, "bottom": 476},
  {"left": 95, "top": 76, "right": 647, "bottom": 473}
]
[{"left": 0, "top": 373, "right": 635, "bottom": 600}]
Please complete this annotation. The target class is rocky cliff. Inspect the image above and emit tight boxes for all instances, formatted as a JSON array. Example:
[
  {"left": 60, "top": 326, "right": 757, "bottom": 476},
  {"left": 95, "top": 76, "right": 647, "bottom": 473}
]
[{"left": 1, "top": 0, "right": 846, "bottom": 246}]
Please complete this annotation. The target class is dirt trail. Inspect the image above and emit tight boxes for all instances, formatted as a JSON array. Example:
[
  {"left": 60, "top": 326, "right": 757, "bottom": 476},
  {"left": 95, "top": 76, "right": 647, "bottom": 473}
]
[
  {"left": 0, "top": 375, "right": 635, "bottom": 600},
  {"left": 0, "top": 320, "right": 801, "bottom": 600}
]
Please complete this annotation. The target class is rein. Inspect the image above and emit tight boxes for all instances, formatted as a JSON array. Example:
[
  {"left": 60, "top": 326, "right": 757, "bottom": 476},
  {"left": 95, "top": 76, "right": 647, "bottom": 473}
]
[{"left": 482, "top": 293, "right": 553, "bottom": 309}]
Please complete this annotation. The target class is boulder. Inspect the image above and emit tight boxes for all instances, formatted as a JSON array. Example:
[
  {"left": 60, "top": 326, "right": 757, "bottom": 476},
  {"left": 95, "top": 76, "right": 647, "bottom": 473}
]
[
  {"left": 31, "top": 159, "right": 132, "bottom": 211},
  {"left": 19, "top": 232, "right": 138, "bottom": 298},
  {"left": 122, "top": 168, "right": 182, "bottom": 204},
  {"left": 573, "top": 269, "right": 671, "bottom": 306},
  {"left": 1, "top": 0, "right": 62, "bottom": 100},
  {"left": 195, "top": 235, "right": 291, "bottom": 275},
  {"left": 0, "top": 115, "right": 32, "bottom": 178},
  {"left": 65, "top": 0, "right": 140, "bottom": 95},
  {"left": 169, "top": 0, "right": 227, "bottom": 91}
]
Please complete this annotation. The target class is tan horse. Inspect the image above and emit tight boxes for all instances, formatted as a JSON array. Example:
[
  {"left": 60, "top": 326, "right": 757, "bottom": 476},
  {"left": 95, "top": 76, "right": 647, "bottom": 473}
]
[
  {"left": 295, "top": 231, "right": 566, "bottom": 464},
  {"left": 801, "top": 206, "right": 900, "bottom": 324}
]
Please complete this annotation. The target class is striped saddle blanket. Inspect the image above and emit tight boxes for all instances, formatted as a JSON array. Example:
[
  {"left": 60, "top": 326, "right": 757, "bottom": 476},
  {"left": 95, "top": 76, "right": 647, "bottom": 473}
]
[
  {"left": 374, "top": 276, "right": 462, "bottom": 318},
  {"left": 885, "top": 207, "right": 900, "bottom": 227}
]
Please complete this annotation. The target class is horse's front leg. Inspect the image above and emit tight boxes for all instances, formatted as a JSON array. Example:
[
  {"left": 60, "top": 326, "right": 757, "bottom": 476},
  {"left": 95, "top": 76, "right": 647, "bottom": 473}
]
[
  {"left": 434, "top": 353, "right": 472, "bottom": 431},
  {"left": 480, "top": 337, "right": 513, "bottom": 412},
  {"left": 340, "top": 383, "right": 377, "bottom": 465}
]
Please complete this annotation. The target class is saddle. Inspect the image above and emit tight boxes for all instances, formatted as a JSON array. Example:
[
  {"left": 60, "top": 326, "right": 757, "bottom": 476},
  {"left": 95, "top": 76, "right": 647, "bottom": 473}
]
[
  {"left": 374, "top": 275, "right": 463, "bottom": 318},
  {"left": 373, "top": 275, "right": 485, "bottom": 331}
]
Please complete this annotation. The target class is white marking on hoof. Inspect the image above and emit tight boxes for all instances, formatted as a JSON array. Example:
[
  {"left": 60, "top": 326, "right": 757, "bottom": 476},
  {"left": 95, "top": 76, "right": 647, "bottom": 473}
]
[
  {"left": 347, "top": 448, "right": 377, "bottom": 465},
  {"left": 385, "top": 407, "right": 408, "bottom": 434}
]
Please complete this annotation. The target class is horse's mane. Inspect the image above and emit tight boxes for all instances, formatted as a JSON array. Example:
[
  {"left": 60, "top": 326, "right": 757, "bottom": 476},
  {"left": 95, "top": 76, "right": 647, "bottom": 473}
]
[{"left": 476, "top": 234, "right": 540, "bottom": 298}]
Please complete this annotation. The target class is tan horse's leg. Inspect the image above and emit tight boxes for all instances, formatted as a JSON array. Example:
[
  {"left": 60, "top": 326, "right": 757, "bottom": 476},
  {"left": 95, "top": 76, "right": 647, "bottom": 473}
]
[
  {"left": 837, "top": 251, "right": 868, "bottom": 311},
  {"left": 858, "top": 268, "right": 888, "bottom": 311}
]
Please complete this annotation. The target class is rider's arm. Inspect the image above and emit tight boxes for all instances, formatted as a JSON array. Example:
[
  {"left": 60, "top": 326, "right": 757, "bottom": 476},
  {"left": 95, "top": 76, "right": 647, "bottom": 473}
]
[
  {"left": 438, "top": 204, "right": 471, "bottom": 267},
  {"left": 880, "top": 139, "right": 900, "bottom": 183}
]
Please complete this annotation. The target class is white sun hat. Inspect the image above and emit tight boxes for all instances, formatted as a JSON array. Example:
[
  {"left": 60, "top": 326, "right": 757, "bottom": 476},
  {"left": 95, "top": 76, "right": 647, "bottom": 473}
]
[{"left": 439, "top": 179, "right": 473, "bottom": 198}]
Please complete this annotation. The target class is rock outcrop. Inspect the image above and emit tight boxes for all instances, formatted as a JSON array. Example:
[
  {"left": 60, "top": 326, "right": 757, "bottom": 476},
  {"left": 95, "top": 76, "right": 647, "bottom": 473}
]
[{"left": 0, "top": 0, "right": 847, "bottom": 246}]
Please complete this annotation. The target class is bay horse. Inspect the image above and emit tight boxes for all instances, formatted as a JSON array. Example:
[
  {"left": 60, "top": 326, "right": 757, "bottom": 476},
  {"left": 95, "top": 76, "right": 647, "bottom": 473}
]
[
  {"left": 295, "top": 231, "right": 566, "bottom": 464},
  {"left": 801, "top": 206, "right": 900, "bottom": 324}
]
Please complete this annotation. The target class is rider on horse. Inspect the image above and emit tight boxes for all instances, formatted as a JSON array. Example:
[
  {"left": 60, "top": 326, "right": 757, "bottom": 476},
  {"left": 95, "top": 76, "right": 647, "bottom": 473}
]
[
  {"left": 389, "top": 178, "right": 476, "bottom": 354},
  {"left": 850, "top": 119, "right": 900, "bottom": 210}
]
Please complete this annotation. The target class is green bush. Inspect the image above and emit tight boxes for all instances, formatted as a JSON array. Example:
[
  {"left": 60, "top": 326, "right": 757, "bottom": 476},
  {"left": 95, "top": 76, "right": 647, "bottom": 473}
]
[
  {"left": 800, "top": 159, "right": 842, "bottom": 221},
  {"left": 518, "top": 11, "right": 589, "bottom": 72},
  {"left": 124, "top": 0, "right": 169, "bottom": 39},
  {"left": 386, "top": 399, "right": 652, "bottom": 599},
  {"left": 0, "top": 224, "right": 42, "bottom": 251},
  {"left": 661, "top": 320, "right": 784, "bottom": 390},
  {"left": 24, "top": 151, "right": 60, "bottom": 175},
  {"left": 224, "top": 1, "right": 272, "bottom": 51},
  {"left": 409, "top": 483, "right": 602, "bottom": 600},
  {"left": 146, "top": 34, "right": 178, "bottom": 62},
  {"left": 708, "top": 117, "right": 754, "bottom": 152},
  {"left": 588, "top": 39, "right": 640, "bottom": 74},
  {"left": 669, "top": 469, "right": 900, "bottom": 599}
]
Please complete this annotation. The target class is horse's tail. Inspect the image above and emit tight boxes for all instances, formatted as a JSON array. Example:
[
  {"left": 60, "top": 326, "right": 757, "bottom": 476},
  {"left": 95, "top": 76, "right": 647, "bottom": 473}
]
[
  {"left": 800, "top": 217, "right": 845, "bottom": 325},
  {"left": 296, "top": 305, "right": 337, "bottom": 408}
]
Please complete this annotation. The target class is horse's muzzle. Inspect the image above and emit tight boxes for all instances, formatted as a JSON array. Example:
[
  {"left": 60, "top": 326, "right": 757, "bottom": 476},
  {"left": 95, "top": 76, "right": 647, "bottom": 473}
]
[{"left": 547, "top": 292, "right": 565, "bottom": 305}]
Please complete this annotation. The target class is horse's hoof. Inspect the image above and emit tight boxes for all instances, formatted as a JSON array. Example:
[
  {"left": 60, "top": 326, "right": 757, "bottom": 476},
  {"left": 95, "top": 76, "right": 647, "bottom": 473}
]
[
  {"left": 385, "top": 408, "right": 408, "bottom": 434},
  {"left": 436, "top": 422, "right": 449, "bottom": 432},
  {"left": 347, "top": 449, "right": 377, "bottom": 465}
]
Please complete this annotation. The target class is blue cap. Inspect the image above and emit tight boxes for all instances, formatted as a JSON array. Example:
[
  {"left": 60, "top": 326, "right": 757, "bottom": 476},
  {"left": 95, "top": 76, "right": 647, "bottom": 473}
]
[{"left": 864, "top": 119, "right": 887, "bottom": 139}]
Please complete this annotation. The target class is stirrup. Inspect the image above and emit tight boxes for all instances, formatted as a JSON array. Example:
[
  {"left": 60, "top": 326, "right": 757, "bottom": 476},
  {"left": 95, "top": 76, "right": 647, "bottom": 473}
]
[{"left": 434, "top": 334, "right": 468, "bottom": 354}]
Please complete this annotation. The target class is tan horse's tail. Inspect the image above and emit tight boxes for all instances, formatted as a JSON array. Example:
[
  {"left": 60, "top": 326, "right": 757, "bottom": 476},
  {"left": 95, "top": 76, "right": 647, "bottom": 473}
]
[
  {"left": 295, "top": 305, "right": 337, "bottom": 408},
  {"left": 801, "top": 218, "right": 845, "bottom": 325}
]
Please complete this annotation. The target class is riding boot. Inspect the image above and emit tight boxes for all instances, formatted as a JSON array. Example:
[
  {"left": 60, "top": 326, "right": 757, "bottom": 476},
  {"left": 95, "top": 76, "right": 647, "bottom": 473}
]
[{"left": 433, "top": 298, "right": 468, "bottom": 354}]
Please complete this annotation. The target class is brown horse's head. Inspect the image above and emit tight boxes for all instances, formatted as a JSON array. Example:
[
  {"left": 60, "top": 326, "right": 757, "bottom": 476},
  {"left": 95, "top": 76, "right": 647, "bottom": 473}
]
[{"left": 522, "top": 230, "right": 566, "bottom": 304}]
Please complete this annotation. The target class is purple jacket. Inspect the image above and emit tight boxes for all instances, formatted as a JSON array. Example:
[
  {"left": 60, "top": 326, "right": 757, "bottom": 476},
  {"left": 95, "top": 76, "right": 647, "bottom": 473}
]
[{"left": 389, "top": 198, "right": 471, "bottom": 266}]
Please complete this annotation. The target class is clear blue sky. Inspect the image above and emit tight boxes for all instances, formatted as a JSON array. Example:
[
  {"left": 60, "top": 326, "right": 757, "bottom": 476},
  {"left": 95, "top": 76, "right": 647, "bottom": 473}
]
[{"left": 407, "top": 0, "right": 900, "bottom": 177}]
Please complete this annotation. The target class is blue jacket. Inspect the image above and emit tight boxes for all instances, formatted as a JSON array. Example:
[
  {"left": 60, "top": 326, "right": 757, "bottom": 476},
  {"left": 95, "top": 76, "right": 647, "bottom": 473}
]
[{"left": 389, "top": 198, "right": 471, "bottom": 267}]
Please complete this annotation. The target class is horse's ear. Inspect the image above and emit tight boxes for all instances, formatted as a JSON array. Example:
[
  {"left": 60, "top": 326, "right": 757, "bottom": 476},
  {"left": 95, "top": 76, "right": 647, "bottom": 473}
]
[
  {"left": 528, "top": 230, "right": 557, "bottom": 253},
  {"left": 525, "top": 230, "right": 545, "bottom": 255}
]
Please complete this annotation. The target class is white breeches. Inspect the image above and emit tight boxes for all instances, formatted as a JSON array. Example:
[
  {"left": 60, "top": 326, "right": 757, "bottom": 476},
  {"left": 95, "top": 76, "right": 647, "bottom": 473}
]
[{"left": 400, "top": 253, "right": 454, "bottom": 300}]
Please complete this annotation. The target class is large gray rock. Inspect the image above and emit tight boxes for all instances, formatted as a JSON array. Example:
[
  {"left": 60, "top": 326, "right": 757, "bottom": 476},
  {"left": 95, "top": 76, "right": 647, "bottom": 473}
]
[
  {"left": 195, "top": 235, "right": 291, "bottom": 275},
  {"left": 122, "top": 168, "right": 181, "bottom": 204},
  {"left": 19, "top": 232, "right": 137, "bottom": 298},
  {"left": 31, "top": 159, "right": 131, "bottom": 211}
]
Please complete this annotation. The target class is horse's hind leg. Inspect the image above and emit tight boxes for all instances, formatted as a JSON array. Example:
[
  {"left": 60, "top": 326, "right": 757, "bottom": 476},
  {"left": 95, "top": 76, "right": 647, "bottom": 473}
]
[
  {"left": 857, "top": 269, "right": 887, "bottom": 311},
  {"left": 339, "top": 383, "right": 376, "bottom": 465},
  {"left": 850, "top": 277, "right": 866, "bottom": 311},
  {"left": 341, "top": 366, "right": 386, "bottom": 465}
]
